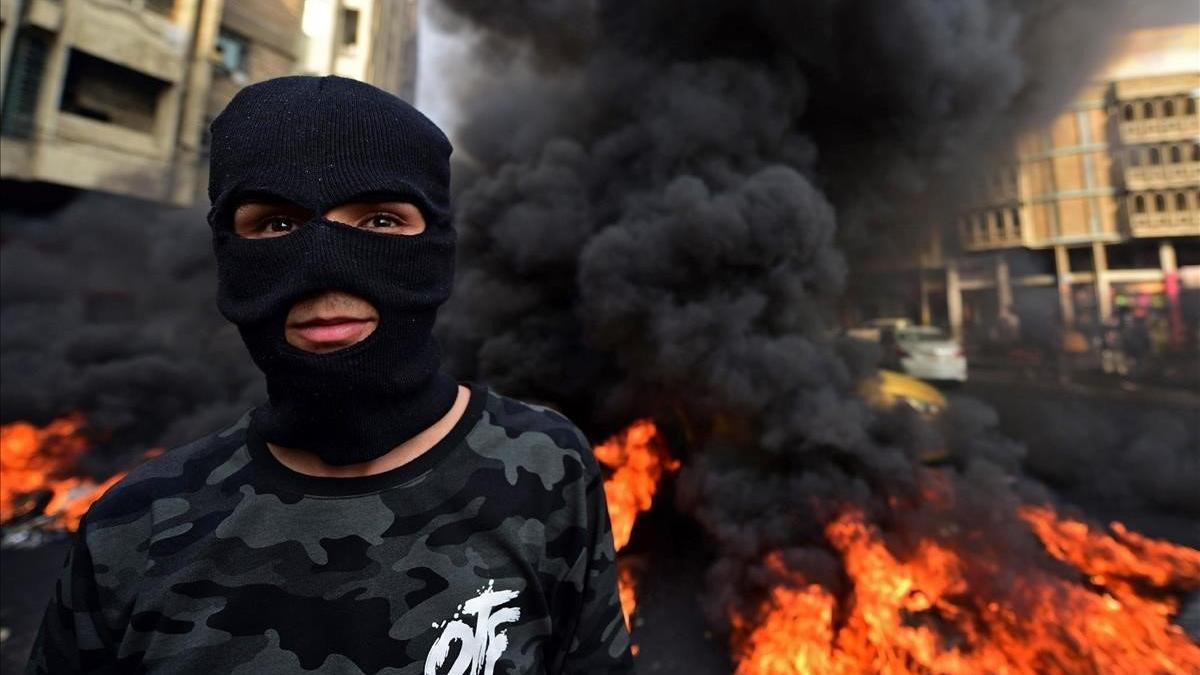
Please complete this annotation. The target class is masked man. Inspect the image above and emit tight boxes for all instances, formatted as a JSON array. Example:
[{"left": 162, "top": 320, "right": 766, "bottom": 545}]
[{"left": 27, "top": 76, "right": 634, "bottom": 674}]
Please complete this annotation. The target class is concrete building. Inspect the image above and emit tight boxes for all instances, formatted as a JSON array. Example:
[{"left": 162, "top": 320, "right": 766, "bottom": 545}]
[
  {"left": 199, "top": 0, "right": 304, "bottom": 199},
  {"left": 299, "top": 0, "right": 418, "bottom": 100},
  {"left": 0, "top": 0, "right": 304, "bottom": 207},
  {"left": 886, "top": 24, "right": 1199, "bottom": 350}
]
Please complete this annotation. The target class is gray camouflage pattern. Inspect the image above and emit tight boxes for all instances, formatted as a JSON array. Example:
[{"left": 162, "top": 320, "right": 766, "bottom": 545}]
[{"left": 26, "top": 386, "right": 634, "bottom": 673}]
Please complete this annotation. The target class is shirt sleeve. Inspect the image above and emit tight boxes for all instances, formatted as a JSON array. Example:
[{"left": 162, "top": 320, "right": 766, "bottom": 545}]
[
  {"left": 25, "top": 519, "right": 121, "bottom": 674},
  {"left": 556, "top": 464, "right": 636, "bottom": 673}
]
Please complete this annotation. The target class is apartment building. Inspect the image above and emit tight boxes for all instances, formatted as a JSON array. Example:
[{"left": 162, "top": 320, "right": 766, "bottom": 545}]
[
  {"left": 0, "top": 0, "right": 304, "bottom": 207},
  {"left": 869, "top": 25, "right": 1200, "bottom": 347},
  {"left": 299, "top": 0, "right": 418, "bottom": 99}
]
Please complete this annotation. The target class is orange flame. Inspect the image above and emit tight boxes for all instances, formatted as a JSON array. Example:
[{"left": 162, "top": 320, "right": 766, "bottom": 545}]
[
  {"left": 733, "top": 503, "right": 1200, "bottom": 674},
  {"left": 1, "top": 414, "right": 155, "bottom": 531},
  {"left": 618, "top": 561, "right": 639, "bottom": 634},
  {"left": 595, "top": 419, "right": 680, "bottom": 551},
  {"left": 596, "top": 419, "right": 679, "bottom": 633},
  {"left": 1021, "top": 504, "right": 1200, "bottom": 597}
]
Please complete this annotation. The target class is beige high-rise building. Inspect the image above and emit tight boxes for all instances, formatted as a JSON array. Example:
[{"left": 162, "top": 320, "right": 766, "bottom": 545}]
[
  {"left": 0, "top": 0, "right": 305, "bottom": 206},
  {"left": 873, "top": 24, "right": 1199, "bottom": 348}
]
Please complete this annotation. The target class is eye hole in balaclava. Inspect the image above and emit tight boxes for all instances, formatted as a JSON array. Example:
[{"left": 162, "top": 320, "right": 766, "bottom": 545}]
[
  {"left": 205, "top": 75, "right": 458, "bottom": 466},
  {"left": 229, "top": 198, "right": 316, "bottom": 239},
  {"left": 229, "top": 193, "right": 429, "bottom": 241}
]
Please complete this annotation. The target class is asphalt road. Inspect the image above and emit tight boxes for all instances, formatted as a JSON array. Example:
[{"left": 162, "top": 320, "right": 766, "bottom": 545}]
[
  {"left": 957, "top": 366, "right": 1199, "bottom": 547},
  {"left": 966, "top": 364, "right": 1200, "bottom": 410}
]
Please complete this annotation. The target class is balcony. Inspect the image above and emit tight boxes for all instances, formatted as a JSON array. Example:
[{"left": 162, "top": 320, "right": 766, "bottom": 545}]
[
  {"left": 1119, "top": 115, "right": 1199, "bottom": 144},
  {"left": 74, "top": 0, "right": 189, "bottom": 84},
  {"left": 1128, "top": 211, "right": 1200, "bottom": 237},
  {"left": 1124, "top": 162, "right": 1200, "bottom": 190},
  {"left": 959, "top": 224, "right": 1025, "bottom": 252}
]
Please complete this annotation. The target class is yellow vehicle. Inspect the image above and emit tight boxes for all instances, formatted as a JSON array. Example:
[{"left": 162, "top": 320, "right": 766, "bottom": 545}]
[
  {"left": 859, "top": 369, "right": 951, "bottom": 462},
  {"left": 859, "top": 369, "right": 948, "bottom": 417},
  {"left": 670, "top": 370, "right": 951, "bottom": 463}
]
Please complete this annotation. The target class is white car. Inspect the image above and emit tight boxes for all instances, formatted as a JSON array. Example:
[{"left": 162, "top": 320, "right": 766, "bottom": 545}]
[
  {"left": 845, "top": 317, "right": 912, "bottom": 343},
  {"left": 888, "top": 326, "right": 967, "bottom": 382}
]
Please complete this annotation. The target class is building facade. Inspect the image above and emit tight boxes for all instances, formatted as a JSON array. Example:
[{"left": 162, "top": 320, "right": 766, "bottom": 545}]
[
  {"left": 299, "top": 0, "right": 418, "bottom": 100},
  {"left": 902, "top": 24, "right": 1199, "bottom": 350},
  {"left": 0, "top": 0, "right": 305, "bottom": 207}
]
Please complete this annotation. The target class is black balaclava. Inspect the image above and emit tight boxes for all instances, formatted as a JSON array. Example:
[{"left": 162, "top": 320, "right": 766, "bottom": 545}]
[{"left": 207, "top": 75, "right": 458, "bottom": 466}]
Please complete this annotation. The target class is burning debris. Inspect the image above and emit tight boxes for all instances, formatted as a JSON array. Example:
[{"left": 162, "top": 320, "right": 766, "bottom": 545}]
[
  {"left": 0, "top": 414, "right": 90, "bottom": 529},
  {"left": 433, "top": 0, "right": 1199, "bottom": 671},
  {"left": 0, "top": 414, "right": 159, "bottom": 545},
  {"left": 731, "top": 495, "right": 1200, "bottom": 674},
  {"left": 0, "top": 194, "right": 260, "bottom": 544},
  {"left": 595, "top": 419, "right": 680, "bottom": 552},
  {"left": 594, "top": 419, "right": 680, "bottom": 639},
  {"left": 0, "top": 0, "right": 1196, "bottom": 671}
]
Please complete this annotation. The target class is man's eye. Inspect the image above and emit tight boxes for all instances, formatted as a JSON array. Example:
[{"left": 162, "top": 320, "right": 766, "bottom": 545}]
[
  {"left": 262, "top": 217, "right": 298, "bottom": 234},
  {"left": 364, "top": 214, "right": 404, "bottom": 229}
]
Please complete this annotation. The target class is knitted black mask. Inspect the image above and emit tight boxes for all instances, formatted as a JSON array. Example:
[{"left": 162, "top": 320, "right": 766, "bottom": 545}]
[{"left": 207, "top": 75, "right": 457, "bottom": 466}]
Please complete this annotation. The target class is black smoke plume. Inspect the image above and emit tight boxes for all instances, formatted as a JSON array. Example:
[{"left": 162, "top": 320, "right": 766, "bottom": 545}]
[
  {"left": 431, "top": 0, "right": 1184, "bottom": 646},
  {"left": 436, "top": 0, "right": 1131, "bottom": 419},
  {"left": 0, "top": 2, "right": 1193, "bottom": 657},
  {"left": 0, "top": 196, "right": 261, "bottom": 470}
]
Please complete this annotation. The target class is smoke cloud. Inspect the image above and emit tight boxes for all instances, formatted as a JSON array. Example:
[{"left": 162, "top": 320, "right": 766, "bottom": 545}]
[
  {"left": 1, "top": 1, "right": 1193, "bottom": 654},
  {"left": 0, "top": 196, "right": 261, "bottom": 471},
  {"left": 431, "top": 0, "right": 1178, "bottom": 639}
]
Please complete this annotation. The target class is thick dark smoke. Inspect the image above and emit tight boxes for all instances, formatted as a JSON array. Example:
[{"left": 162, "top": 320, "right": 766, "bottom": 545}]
[
  {"left": 436, "top": 0, "right": 1132, "bottom": 419},
  {"left": 432, "top": 0, "right": 1178, "bottom": 641},
  {"left": 0, "top": 2, "right": 1191, "bottom": 655},
  {"left": 0, "top": 195, "right": 261, "bottom": 470}
]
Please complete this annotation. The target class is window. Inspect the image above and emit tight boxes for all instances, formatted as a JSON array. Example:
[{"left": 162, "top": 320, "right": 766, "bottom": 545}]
[
  {"left": 215, "top": 30, "right": 248, "bottom": 77},
  {"left": 1163, "top": 99, "right": 1174, "bottom": 116},
  {"left": 1149, "top": 147, "right": 1161, "bottom": 165},
  {"left": 1154, "top": 194, "right": 1166, "bottom": 212},
  {"left": 1010, "top": 209, "right": 1021, "bottom": 233},
  {"left": 1128, "top": 148, "right": 1141, "bottom": 166},
  {"left": 1170, "top": 145, "right": 1182, "bottom": 163},
  {"left": 59, "top": 49, "right": 166, "bottom": 133},
  {"left": 144, "top": 0, "right": 175, "bottom": 16},
  {"left": 1193, "top": 142, "right": 1200, "bottom": 162},
  {"left": 340, "top": 8, "right": 360, "bottom": 48},
  {"left": 1134, "top": 195, "right": 1145, "bottom": 213},
  {"left": 1187, "top": 98, "right": 1197, "bottom": 116},
  {"left": 1175, "top": 193, "right": 1187, "bottom": 211},
  {"left": 1123, "top": 103, "right": 1135, "bottom": 121},
  {"left": 1143, "top": 101, "right": 1155, "bottom": 118},
  {"left": 1, "top": 28, "right": 51, "bottom": 138}
]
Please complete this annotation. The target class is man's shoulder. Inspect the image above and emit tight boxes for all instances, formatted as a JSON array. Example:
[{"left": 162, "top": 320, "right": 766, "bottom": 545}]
[
  {"left": 467, "top": 387, "right": 600, "bottom": 480},
  {"left": 84, "top": 412, "right": 254, "bottom": 528}
]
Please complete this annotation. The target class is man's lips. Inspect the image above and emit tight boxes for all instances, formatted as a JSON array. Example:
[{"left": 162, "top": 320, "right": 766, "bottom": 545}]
[{"left": 287, "top": 317, "right": 376, "bottom": 344}]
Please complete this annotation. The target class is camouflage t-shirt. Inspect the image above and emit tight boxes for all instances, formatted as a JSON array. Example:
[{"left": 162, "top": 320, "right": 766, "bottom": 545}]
[{"left": 26, "top": 385, "right": 634, "bottom": 674}]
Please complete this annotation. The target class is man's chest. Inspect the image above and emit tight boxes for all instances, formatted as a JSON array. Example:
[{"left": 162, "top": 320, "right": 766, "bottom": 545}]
[{"left": 118, "top": 491, "right": 559, "bottom": 673}]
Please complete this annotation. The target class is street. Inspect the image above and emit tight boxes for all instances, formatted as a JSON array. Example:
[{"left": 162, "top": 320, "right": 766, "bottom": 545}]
[{"left": 959, "top": 363, "right": 1199, "bottom": 547}]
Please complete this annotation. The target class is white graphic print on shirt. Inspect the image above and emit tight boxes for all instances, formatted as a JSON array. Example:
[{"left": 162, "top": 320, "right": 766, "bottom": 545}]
[{"left": 423, "top": 580, "right": 522, "bottom": 675}]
